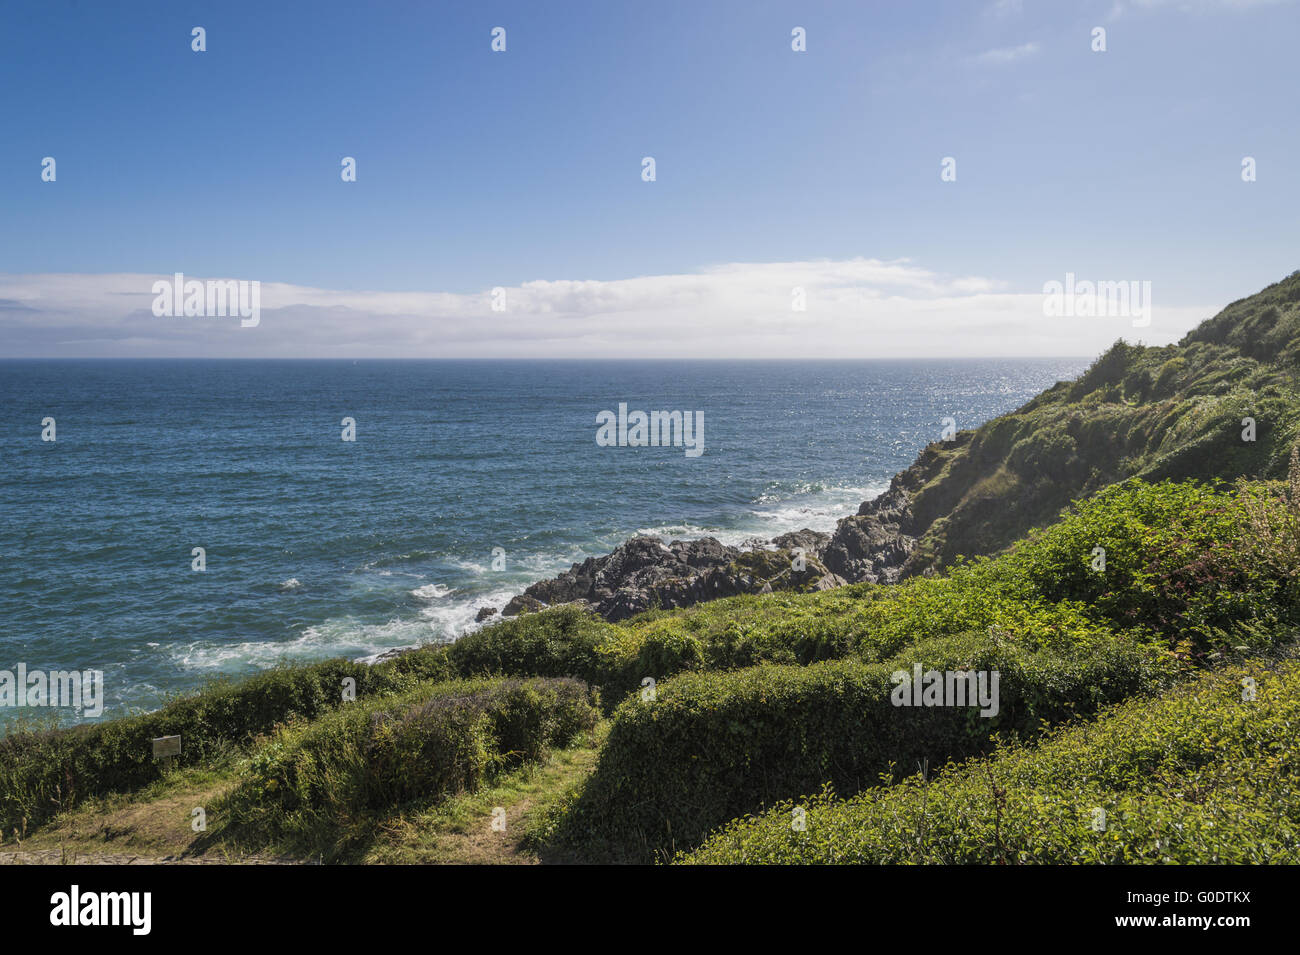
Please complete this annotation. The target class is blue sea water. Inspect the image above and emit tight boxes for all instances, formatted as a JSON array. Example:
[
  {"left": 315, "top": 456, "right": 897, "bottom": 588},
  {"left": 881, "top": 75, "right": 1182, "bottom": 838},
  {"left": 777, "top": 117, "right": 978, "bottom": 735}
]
[{"left": 0, "top": 358, "right": 1087, "bottom": 725}]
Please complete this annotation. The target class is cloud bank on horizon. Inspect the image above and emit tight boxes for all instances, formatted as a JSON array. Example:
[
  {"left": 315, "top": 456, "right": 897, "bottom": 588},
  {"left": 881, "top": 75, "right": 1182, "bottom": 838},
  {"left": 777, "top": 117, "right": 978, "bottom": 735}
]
[{"left": 0, "top": 261, "right": 1213, "bottom": 359}]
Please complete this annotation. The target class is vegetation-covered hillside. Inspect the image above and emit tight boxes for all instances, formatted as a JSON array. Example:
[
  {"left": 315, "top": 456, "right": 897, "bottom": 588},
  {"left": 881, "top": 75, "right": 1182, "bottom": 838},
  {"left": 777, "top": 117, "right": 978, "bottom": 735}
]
[
  {"left": 832, "top": 269, "right": 1300, "bottom": 579},
  {"left": 4, "top": 272, "right": 1299, "bottom": 865}
]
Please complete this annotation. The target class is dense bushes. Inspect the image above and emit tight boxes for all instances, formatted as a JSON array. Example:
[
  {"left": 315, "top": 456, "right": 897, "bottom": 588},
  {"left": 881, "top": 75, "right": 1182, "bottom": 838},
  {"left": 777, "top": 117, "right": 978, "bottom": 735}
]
[
  {"left": 587, "top": 477, "right": 1300, "bottom": 689},
  {"left": 537, "top": 630, "right": 1176, "bottom": 861},
  {"left": 450, "top": 591, "right": 875, "bottom": 706},
  {"left": 996, "top": 477, "right": 1300, "bottom": 654},
  {"left": 595, "top": 590, "right": 868, "bottom": 689},
  {"left": 0, "top": 646, "right": 454, "bottom": 835},
  {"left": 218, "top": 676, "right": 597, "bottom": 857},
  {"left": 445, "top": 603, "right": 616, "bottom": 685},
  {"left": 461, "top": 574, "right": 1121, "bottom": 709},
  {"left": 682, "top": 657, "right": 1300, "bottom": 864},
  {"left": 441, "top": 600, "right": 849, "bottom": 706},
  {"left": 527, "top": 477, "right": 1300, "bottom": 861}
]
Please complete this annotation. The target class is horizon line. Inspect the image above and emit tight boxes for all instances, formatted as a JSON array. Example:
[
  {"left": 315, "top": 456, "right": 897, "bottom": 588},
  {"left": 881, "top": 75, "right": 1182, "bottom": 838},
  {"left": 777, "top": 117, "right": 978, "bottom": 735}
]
[{"left": 0, "top": 355, "right": 1096, "bottom": 362}]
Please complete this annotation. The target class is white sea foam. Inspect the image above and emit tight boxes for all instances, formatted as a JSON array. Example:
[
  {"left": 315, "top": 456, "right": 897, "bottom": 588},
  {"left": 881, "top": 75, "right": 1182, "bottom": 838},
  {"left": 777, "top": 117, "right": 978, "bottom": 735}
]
[
  {"left": 171, "top": 583, "right": 527, "bottom": 671},
  {"left": 635, "top": 483, "right": 885, "bottom": 548},
  {"left": 748, "top": 483, "right": 885, "bottom": 534},
  {"left": 446, "top": 558, "right": 489, "bottom": 574},
  {"left": 170, "top": 616, "right": 438, "bottom": 671},
  {"left": 410, "top": 582, "right": 452, "bottom": 601}
]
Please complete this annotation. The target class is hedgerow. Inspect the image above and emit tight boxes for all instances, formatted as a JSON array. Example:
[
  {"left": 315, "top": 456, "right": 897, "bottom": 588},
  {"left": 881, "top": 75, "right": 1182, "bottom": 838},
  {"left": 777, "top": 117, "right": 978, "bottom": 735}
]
[
  {"left": 0, "top": 647, "right": 455, "bottom": 835},
  {"left": 681, "top": 656, "right": 1300, "bottom": 864},
  {"left": 538, "top": 629, "right": 1177, "bottom": 861},
  {"left": 444, "top": 604, "right": 618, "bottom": 683},
  {"left": 217, "top": 676, "right": 597, "bottom": 858}
]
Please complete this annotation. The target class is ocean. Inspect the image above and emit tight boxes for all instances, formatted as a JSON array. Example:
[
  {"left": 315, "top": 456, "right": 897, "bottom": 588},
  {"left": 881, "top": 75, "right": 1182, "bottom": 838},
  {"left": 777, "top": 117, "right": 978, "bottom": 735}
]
[{"left": 0, "top": 358, "right": 1087, "bottom": 725}]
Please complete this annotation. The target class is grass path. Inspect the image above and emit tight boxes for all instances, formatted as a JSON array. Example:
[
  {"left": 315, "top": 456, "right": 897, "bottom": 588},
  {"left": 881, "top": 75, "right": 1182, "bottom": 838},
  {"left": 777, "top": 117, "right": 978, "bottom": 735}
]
[
  {"left": 362, "top": 727, "right": 604, "bottom": 864},
  {"left": 1, "top": 764, "right": 269, "bottom": 864},
  {"left": 1, "top": 730, "right": 604, "bottom": 866}
]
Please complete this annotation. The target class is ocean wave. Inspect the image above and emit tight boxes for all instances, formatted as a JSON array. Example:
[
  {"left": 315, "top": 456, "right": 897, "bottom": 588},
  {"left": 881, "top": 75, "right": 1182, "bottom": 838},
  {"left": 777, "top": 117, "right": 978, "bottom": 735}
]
[
  {"left": 634, "top": 483, "right": 885, "bottom": 547},
  {"left": 169, "top": 582, "right": 527, "bottom": 671},
  {"left": 169, "top": 617, "right": 440, "bottom": 672},
  {"left": 410, "top": 582, "right": 452, "bottom": 601},
  {"left": 441, "top": 547, "right": 588, "bottom": 579},
  {"left": 748, "top": 483, "right": 885, "bottom": 533},
  {"left": 633, "top": 522, "right": 737, "bottom": 543},
  {"left": 752, "top": 479, "right": 846, "bottom": 504}
]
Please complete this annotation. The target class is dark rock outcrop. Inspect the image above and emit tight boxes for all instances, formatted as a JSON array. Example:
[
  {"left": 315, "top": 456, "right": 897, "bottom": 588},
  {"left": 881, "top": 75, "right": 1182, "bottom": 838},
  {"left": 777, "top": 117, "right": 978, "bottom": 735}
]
[
  {"left": 821, "top": 484, "right": 917, "bottom": 584},
  {"left": 487, "top": 480, "right": 926, "bottom": 625},
  {"left": 501, "top": 594, "right": 544, "bottom": 617},
  {"left": 771, "top": 529, "right": 831, "bottom": 554},
  {"left": 475, "top": 606, "right": 498, "bottom": 622},
  {"left": 519, "top": 530, "right": 844, "bottom": 622}
]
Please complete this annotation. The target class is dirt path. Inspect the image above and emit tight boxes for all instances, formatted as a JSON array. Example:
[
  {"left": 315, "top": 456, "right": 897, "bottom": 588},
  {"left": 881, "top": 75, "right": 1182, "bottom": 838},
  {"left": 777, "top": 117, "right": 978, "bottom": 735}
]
[
  {"left": 361, "top": 735, "right": 603, "bottom": 864},
  {"left": 431, "top": 797, "right": 541, "bottom": 865},
  {"left": 0, "top": 776, "right": 263, "bottom": 864}
]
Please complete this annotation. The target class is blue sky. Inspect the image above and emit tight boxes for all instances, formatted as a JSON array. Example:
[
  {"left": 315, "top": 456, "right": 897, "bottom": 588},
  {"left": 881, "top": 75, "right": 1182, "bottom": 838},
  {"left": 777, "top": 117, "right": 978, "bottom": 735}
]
[{"left": 2, "top": 0, "right": 1298, "bottom": 357}]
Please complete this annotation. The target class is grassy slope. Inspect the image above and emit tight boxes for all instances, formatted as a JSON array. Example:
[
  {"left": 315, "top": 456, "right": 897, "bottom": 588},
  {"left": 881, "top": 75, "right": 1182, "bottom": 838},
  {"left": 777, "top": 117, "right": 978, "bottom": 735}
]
[
  {"left": 527, "top": 475, "right": 1300, "bottom": 861},
  {"left": 889, "top": 270, "right": 1300, "bottom": 574}
]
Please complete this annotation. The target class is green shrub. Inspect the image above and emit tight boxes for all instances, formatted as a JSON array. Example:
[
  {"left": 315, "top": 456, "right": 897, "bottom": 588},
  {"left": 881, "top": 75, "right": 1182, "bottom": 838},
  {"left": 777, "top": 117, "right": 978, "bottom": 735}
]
[
  {"left": 445, "top": 604, "right": 618, "bottom": 685},
  {"left": 541, "top": 630, "right": 1175, "bottom": 861},
  {"left": 593, "top": 591, "right": 868, "bottom": 699},
  {"left": 1234, "top": 449, "right": 1300, "bottom": 610},
  {"left": 218, "top": 676, "right": 597, "bottom": 857},
  {"left": 0, "top": 646, "right": 454, "bottom": 835},
  {"left": 997, "top": 479, "right": 1300, "bottom": 654},
  {"left": 683, "top": 656, "right": 1300, "bottom": 864},
  {"left": 458, "top": 591, "right": 876, "bottom": 709},
  {"left": 1153, "top": 356, "right": 1186, "bottom": 396}
]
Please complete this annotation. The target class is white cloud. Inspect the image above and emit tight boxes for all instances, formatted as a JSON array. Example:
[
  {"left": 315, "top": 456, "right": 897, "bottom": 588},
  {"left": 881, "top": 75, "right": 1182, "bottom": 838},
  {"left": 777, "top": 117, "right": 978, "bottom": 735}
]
[
  {"left": 0, "top": 260, "right": 1215, "bottom": 359},
  {"left": 973, "top": 41, "right": 1041, "bottom": 64}
]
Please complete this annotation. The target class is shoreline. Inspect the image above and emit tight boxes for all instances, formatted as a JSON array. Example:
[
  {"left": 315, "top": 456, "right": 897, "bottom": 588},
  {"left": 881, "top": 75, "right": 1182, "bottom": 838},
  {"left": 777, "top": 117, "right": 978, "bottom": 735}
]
[{"left": 368, "top": 471, "right": 929, "bottom": 665}]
